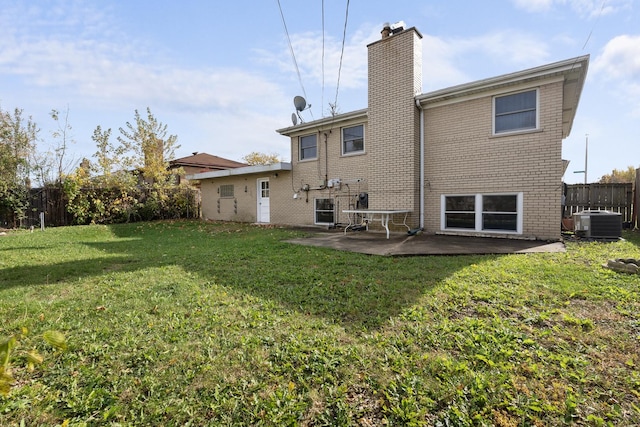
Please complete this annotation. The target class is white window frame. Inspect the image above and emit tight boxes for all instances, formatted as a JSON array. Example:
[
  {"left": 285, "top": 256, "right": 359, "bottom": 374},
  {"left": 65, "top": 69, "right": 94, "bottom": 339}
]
[
  {"left": 441, "top": 193, "right": 523, "bottom": 234},
  {"left": 314, "top": 198, "right": 335, "bottom": 225},
  {"left": 493, "top": 89, "right": 539, "bottom": 135},
  {"left": 299, "top": 134, "right": 317, "bottom": 161},
  {"left": 341, "top": 124, "right": 365, "bottom": 156}
]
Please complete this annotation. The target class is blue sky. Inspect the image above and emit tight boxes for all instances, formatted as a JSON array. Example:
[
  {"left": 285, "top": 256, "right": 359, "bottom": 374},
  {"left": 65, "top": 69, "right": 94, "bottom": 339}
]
[{"left": 1, "top": 0, "right": 638, "bottom": 184}]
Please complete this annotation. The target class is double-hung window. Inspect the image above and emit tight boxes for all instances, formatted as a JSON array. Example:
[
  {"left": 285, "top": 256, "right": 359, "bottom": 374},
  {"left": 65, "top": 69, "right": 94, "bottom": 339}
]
[
  {"left": 299, "top": 134, "right": 317, "bottom": 160},
  {"left": 315, "top": 198, "right": 334, "bottom": 225},
  {"left": 482, "top": 195, "right": 518, "bottom": 231},
  {"left": 443, "top": 193, "right": 522, "bottom": 233},
  {"left": 342, "top": 124, "right": 364, "bottom": 155},
  {"left": 494, "top": 89, "right": 538, "bottom": 134}
]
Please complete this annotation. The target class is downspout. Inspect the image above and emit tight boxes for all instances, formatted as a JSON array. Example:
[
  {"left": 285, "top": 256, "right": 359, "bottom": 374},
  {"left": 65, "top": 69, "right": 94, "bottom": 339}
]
[
  {"left": 324, "top": 132, "right": 329, "bottom": 187},
  {"left": 416, "top": 99, "right": 425, "bottom": 229}
]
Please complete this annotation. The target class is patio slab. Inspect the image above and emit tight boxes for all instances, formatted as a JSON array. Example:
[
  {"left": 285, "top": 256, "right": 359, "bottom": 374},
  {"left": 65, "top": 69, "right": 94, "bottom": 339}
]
[{"left": 286, "top": 231, "right": 565, "bottom": 256}]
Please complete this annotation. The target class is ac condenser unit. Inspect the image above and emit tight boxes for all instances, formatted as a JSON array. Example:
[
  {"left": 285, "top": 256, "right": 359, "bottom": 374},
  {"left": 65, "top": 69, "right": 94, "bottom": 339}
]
[{"left": 574, "top": 210, "right": 622, "bottom": 239}]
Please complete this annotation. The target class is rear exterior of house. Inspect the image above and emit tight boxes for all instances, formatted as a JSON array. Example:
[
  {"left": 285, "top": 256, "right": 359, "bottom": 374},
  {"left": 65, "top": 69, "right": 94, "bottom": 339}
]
[{"left": 191, "top": 23, "right": 588, "bottom": 241}]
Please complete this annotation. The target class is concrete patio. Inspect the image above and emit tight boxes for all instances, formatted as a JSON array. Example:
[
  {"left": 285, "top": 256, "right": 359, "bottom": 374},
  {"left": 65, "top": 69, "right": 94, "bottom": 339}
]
[{"left": 286, "top": 230, "right": 565, "bottom": 256}]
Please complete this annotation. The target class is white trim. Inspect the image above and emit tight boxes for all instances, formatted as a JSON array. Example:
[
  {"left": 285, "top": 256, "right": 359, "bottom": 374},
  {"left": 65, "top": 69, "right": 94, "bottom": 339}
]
[
  {"left": 441, "top": 192, "right": 523, "bottom": 235},
  {"left": 341, "top": 124, "right": 366, "bottom": 156},
  {"left": 492, "top": 88, "right": 539, "bottom": 136},
  {"left": 299, "top": 133, "right": 318, "bottom": 161},
  {"left": 314, "top": 197, "right": 335, "bottom": 225},
  {"left": 277, "top": 108, "right": 368, "bottom": 135},
  {"left": 257, "top": 178, "right": 270, "bottom": 223},
  {"left": 187, "top": 162, "right": 291, "bottom": 180},
  {"left": 416, "top": 55, "right": 587, "bottom": 106}
]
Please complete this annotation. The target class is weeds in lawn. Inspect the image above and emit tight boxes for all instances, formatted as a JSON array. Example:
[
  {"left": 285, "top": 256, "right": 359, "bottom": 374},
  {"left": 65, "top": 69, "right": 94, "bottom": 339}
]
[{"left": 0, "top": 221, "right": 639, "bottom": 425}]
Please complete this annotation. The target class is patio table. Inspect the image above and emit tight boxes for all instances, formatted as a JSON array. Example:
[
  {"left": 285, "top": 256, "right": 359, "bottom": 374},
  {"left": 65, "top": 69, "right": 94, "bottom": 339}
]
[{"left": 343, "top": 209, "right": 411, "bottom": 239}]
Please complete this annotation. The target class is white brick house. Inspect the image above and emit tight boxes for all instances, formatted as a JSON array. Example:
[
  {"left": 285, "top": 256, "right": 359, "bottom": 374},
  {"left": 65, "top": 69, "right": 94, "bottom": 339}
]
[{"left": 190, "top": 24, "right": 588, "bottom": 241}]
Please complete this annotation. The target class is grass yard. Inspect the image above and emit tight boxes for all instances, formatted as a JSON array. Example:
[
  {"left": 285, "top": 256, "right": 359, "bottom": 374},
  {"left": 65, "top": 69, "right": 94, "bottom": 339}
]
[{"left": 1, "top": 220, "right": 639, "bottom": 426}]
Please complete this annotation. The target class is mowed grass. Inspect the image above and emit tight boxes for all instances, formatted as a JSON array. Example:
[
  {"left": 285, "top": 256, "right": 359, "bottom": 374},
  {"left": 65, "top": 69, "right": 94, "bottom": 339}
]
[{"left": 1, "top": 221, "right": 639, "bottom": 426}]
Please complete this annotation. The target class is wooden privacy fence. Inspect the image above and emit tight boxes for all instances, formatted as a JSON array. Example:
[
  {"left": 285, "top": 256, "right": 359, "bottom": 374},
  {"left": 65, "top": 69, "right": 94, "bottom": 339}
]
[
  {"left": 26, "top": 187, "right": 73, "bottom": 227},
  {"left": 564, "top": 183, "right": 634, "bottom": 225},
  {"left": 1, "top": 186, "right": 201, "bottom": 228}
]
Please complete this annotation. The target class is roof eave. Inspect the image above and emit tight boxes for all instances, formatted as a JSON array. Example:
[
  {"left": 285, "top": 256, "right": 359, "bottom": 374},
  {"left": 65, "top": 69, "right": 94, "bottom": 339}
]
[
  {"left": 276, "top": 108, "right": 368, "bottom": 136},
  {"left": 416, "top": 55, "right": 589, "bottom": 139},
  {"left": 187, "top": 162, "right": 292, "bottom": 180}
]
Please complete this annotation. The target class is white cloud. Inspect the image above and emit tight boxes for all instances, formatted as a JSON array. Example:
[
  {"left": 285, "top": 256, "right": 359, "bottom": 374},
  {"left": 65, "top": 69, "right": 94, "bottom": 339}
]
[
  {"left": 263, "top": 25, "right": 377, "bottom": 92},
  {"left": 592, "top": 35, "right": 640, "bottom": 79},
  {"left": 593, "top": 34, "right": 640, "bottom": 116},
  {"left": 422, "top": 31, "right": 550, "bottom": 90},
  {"left": 0, "top": 6, "right": 286, "bottom": 115},
  {"left": 512, "top": 0, "right": 555, "bottom": 13},
  {"left": 512, "top": 0, "right": 632, "bottom": 18},
  {"left": 422, "top": 35, "right": 469, "bottom": 90}
]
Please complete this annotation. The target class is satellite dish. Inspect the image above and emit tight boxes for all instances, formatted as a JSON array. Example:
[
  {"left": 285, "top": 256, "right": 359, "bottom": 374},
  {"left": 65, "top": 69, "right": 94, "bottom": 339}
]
[
  {"left": 293, "top": 96, "right": 307, "bottom": 112},
  {"left": 291, "top": 113, "right": 298, "bottom": 126}
]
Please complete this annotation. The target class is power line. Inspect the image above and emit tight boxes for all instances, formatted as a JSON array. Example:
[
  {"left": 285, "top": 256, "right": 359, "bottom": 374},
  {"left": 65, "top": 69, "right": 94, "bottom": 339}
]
[
  {"left": 582, "top": 0, "right": 607, "bottom": 50},
  {"left": 321, "top": 0, "right": 325, "bottom": 117},
  {"left": 333, "top": 0, "right": 350, "bottom": 114},
  {"left": 276, "top": 0, "right": 313, "bottom": 120}
]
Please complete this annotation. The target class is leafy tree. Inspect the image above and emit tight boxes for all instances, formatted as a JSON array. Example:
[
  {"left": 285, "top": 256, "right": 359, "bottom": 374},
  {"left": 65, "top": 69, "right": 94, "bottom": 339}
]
[
  {"left": 598, "top": 166, "right": 636, "bottom": 183},
  {"left": 64, "top": 109, "right": 196, "bottom": 225},
  {"left": 0, "top": 107, "right": 38, "bottom": 226},
  {"left": 242, "top": 151, "right": 282, "bottom": 166},
  {"left": 92, "top": 126, "right": 117, "bottom": 176},
  {"left": 117, "top": 108, "right": 180, "bottom": 184},
  {"left": 89, "top": 125, "right": 136, "bottom": 188},
  {"left": 0, "top": 108, "right": 37, "bottom": 189}
]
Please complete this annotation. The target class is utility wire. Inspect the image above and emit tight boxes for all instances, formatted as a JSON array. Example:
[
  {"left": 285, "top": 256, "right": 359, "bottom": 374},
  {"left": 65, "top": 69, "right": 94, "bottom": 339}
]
[
  {"left": 333, "top": 0, "right": 350, "bottom": 114},
  {"left": 582, "top": 0, "right": 607, "bottom": 50},
  {"left": 276, "top": 0, "right": 313, "bottom": 120},
  {"left": 321, "top": 0, "right": 325, "bottom": 117}
]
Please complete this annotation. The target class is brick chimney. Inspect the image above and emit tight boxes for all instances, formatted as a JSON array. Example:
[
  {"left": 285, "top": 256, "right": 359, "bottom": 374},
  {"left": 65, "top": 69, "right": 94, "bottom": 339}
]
[{"left": 366, "top": 24, "right": 423, "bottom": 220}]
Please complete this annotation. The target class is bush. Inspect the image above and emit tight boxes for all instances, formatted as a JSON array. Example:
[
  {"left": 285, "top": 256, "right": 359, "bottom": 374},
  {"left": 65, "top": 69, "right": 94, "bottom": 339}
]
[{"left": 63, "top": 172, "right": 199, "bottom": 225}]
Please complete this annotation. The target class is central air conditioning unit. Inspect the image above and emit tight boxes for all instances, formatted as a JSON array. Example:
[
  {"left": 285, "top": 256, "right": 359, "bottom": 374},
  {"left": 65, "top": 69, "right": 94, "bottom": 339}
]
[{"left": 574, "top": 210, "right": 622, "bottom": 239}]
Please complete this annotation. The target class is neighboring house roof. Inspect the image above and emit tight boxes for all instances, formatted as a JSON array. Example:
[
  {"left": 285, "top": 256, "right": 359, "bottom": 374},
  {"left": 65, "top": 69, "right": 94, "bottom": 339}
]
[
  {"left": 169, "top": 152, "right": 247, "bottom": 171},
  {"left": 416, "top": 55, "right": 589, "bottom": 138},
  {"left": 188, "top": 162, "right": 292, "bottom": 180}
]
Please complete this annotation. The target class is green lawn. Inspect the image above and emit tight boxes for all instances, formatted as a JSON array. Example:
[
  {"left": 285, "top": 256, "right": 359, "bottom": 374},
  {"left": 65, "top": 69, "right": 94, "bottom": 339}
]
[{"left": 1, "top": 220, "right": 639, "bottom": 426}]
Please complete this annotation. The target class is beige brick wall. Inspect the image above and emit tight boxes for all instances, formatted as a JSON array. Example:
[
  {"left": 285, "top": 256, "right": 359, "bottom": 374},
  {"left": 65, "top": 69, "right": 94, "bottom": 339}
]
[
  {"left": 200, "top": 176, "right": 255, "bottom": 222},
  {"left": 275, "top": 116, "right": 370, "bottom": 227},
  {"left": 422, "top": 80, "right": 565, "bottom": 240},
  {"left": 366, "top": 29, "right": 422, "bottom": 229},
  {"left": 201, "top": 27, "right": 569, "bottom": 241}
]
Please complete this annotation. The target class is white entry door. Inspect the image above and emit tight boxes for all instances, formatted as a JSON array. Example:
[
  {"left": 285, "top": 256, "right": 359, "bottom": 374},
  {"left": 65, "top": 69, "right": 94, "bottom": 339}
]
[{"left": 257, "top": 178, "right": 270, "bottom": 223}]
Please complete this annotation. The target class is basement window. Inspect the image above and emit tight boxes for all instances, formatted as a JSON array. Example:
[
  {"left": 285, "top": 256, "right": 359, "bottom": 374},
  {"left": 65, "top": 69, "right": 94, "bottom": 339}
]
[
  {"left": 442, "top": 193, "right": 522, "bottom": 233},
  {"left": 315, "top": 198, "right": 335, "bottom": 225}
]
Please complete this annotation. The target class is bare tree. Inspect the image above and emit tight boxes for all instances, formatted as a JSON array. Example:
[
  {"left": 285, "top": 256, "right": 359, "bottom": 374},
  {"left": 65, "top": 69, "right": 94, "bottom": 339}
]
[{"left": 49, "top": 107, "right": 77, "bottom": 184}]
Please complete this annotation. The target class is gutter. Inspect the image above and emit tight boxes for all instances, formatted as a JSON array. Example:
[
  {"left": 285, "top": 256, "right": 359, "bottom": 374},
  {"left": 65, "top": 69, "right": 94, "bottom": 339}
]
[{"left": 187, "top": 162, "right": 292, "bottom": 180}]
